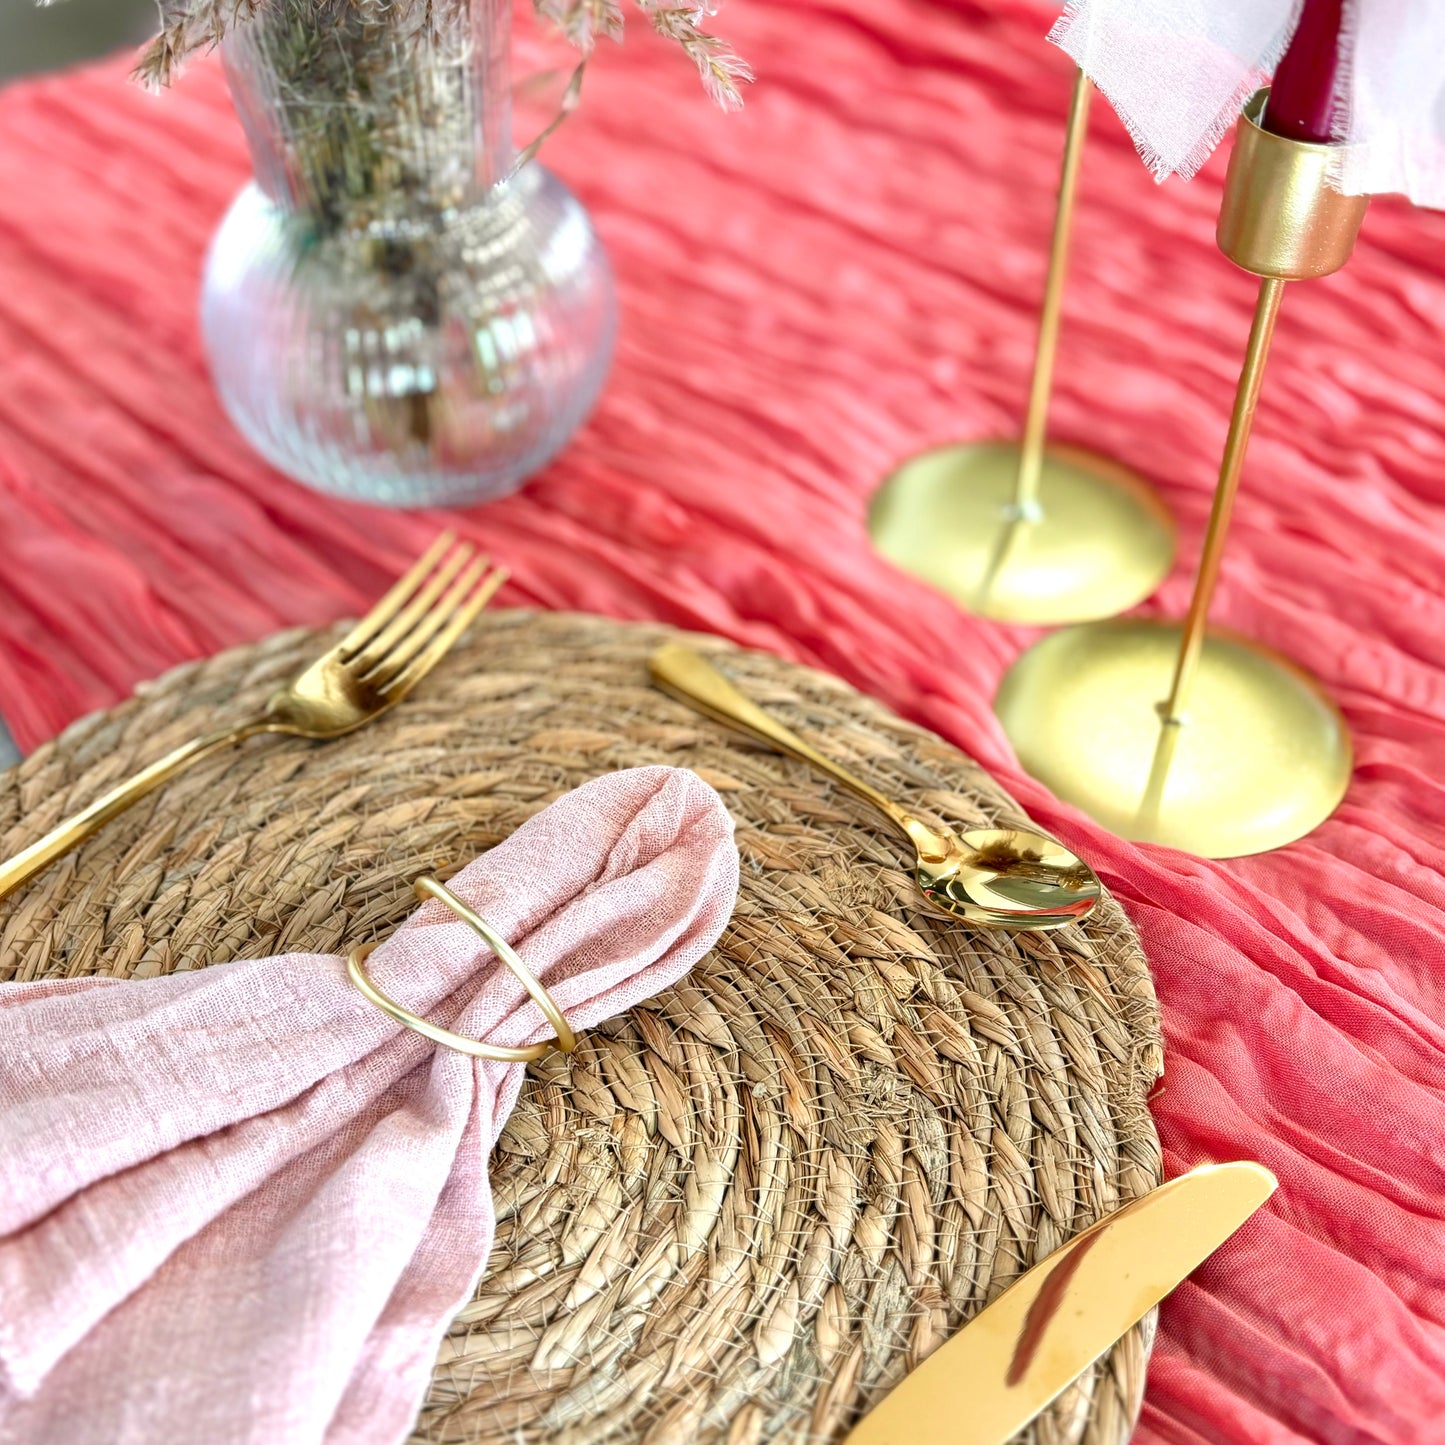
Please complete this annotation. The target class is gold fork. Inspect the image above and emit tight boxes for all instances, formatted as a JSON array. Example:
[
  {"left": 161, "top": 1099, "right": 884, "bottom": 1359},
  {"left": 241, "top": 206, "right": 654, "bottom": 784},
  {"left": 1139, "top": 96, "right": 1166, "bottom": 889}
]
[{"left": 0, "top": 533, "right": 506, "bottom": 904}]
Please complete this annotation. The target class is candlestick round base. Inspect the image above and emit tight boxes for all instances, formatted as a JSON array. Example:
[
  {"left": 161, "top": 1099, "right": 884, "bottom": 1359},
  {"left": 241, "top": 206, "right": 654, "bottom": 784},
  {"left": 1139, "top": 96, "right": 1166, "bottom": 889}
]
[
  {"left": 868, "top": 442, "right": 1175, "bottom": 624},
  {"left": 995, "top": 618, "right": 1351, "bottom": 858}
]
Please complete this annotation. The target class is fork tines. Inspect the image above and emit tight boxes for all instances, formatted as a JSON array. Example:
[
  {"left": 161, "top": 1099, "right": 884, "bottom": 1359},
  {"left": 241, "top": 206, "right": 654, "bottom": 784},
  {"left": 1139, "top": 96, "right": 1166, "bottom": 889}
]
[{"left": 339, "top": 533, "right": 507, "bottom": 698}]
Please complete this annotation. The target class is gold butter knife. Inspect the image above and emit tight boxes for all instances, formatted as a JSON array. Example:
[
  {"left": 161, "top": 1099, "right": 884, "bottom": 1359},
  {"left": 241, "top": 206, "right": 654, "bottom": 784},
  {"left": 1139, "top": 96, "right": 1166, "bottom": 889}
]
[{"left": 843, "top": 1162, "right": 1277, "bottom": 1445}]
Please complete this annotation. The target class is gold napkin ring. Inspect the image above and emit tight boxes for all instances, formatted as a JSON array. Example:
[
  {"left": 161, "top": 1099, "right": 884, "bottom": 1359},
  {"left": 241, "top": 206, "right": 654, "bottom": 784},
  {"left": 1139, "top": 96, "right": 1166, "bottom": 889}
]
[{"left": 347, "top": 876, "right": 579, "bottom": 1063}]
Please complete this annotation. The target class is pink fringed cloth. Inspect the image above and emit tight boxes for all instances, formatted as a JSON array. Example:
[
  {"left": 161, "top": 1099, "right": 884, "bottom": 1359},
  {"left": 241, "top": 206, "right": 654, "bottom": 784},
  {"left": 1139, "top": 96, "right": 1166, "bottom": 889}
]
[{"left": 0, "top": 766, "right": 739, "bottom": 1445}]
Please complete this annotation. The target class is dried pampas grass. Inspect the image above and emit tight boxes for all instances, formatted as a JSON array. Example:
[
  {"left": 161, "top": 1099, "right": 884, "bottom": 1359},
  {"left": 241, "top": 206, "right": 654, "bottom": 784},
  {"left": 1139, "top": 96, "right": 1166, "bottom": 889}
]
[{"left": 132, "top": 0, "right": 750, "bottom": 111}]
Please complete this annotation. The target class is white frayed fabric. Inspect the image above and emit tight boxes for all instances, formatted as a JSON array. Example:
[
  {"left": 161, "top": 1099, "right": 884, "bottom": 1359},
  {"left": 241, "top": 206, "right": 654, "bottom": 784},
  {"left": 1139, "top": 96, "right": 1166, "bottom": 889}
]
[
  {"left": 1050, "top": 0, "right": 1445, "bottom": 209},
  {"left": 1333, "top": 0, "right": 1445, "bottom": 207}
]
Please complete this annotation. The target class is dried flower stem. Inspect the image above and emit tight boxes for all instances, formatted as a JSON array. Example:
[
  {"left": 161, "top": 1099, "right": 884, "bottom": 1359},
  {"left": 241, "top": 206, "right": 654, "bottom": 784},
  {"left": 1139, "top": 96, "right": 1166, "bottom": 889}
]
[{"left": 131, "top": 0, "right": 749, "bottom": 113}]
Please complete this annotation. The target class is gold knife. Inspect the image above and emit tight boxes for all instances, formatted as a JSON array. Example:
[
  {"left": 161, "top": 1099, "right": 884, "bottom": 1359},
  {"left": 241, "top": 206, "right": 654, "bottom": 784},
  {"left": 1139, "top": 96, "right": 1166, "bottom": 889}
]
[{"left": 843, "top": 1162, "right": 1277, "bottom": 1445}]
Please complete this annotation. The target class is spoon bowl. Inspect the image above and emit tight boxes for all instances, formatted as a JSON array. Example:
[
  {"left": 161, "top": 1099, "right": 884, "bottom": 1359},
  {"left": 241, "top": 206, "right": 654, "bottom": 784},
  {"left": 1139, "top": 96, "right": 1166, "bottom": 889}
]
[{"left": 919, "top": 826, "right": 1101, "bottom": 931}]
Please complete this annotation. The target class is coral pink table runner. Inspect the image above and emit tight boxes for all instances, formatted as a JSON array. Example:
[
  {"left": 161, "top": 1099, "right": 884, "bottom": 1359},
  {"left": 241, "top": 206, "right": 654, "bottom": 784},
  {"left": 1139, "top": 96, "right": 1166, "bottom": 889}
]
[{"left": 1, "top": 1, "right": 1443, "bottom": 1441}]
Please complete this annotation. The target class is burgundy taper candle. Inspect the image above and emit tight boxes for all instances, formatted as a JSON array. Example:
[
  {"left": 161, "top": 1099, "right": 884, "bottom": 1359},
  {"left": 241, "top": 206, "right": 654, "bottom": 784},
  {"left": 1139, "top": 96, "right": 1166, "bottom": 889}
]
[{"left": 1267, "top": 0, "right": 1346, "bottom": 143}]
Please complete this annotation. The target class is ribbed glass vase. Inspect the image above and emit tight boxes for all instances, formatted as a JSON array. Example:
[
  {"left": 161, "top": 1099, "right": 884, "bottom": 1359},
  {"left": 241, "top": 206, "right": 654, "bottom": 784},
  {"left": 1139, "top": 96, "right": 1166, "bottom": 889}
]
[{"left": 202, "top": 0, "right": 616, "bottom": 508}]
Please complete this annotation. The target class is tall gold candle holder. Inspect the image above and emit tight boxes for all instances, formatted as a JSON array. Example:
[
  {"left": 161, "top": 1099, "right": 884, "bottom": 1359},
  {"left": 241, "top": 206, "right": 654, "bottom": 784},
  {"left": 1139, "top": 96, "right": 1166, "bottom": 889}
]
[
  {"left": 995, "top": 91, "right": 1368, "bottom": 858},
  {"left": 869, "top": 70, "right": 1175, "bottom": 624}
]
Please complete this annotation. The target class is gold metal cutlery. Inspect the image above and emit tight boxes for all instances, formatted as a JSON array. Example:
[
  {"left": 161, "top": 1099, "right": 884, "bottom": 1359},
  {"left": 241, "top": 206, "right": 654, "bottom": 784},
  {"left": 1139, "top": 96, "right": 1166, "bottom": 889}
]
[
  {"left": 843, "top": 1162, "right": 1277, "bottom": 1445},
  {"left": 0, "top": 533, "right": 505, "bottom": 904},
  {"left": 649, "top": 643, "right": 1100, "bottom": 930}
]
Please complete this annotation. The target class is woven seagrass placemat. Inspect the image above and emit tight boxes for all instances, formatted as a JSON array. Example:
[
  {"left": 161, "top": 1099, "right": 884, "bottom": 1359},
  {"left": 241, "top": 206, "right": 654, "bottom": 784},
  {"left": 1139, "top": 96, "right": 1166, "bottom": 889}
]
[{"left": 0, "top": 610, "right": 1163, "bottom": 1445}]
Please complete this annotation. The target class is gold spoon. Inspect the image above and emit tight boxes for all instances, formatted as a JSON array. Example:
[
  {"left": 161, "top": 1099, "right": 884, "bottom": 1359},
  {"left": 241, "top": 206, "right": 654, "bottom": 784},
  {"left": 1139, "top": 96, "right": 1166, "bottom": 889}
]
[{"left": 649, "top": 644, "right": 1099, "bottom": 932}]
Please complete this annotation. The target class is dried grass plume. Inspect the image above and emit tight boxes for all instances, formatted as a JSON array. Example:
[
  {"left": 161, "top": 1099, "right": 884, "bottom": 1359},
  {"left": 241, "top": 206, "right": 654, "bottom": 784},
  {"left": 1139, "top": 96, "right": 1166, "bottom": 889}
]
[{"left": 131, "top": 0, "right": 750, "bottom": 110}]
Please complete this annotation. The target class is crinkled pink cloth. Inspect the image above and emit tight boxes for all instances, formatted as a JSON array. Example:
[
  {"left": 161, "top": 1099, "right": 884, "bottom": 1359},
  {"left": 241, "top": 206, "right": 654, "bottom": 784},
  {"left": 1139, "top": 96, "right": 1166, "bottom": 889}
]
[
  {"left": 3, "top": 3, "right": 1445, "bottom": 1442},
  {"left": 0, "top": 765, "right": 739, "bottom": 1445}
]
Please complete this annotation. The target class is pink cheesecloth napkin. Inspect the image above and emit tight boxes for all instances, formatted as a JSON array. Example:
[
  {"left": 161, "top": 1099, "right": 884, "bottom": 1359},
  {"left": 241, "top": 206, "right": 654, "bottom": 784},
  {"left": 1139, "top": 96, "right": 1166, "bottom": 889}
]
[{"left": 0, "top": 765, "right": 740, "bottom": 1445}]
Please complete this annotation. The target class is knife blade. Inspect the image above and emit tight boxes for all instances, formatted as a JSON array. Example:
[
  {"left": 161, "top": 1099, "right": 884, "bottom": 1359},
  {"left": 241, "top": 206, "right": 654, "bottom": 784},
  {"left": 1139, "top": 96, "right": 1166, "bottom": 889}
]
[{"left": 842, "top": 1161, "right": 1277, "bottom": 1445}]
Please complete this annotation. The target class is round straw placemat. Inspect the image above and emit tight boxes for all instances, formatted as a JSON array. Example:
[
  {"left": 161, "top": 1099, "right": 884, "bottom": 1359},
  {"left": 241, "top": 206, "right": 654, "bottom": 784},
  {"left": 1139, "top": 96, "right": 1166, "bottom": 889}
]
[{"left": 0, "top": 610, "right": 1163, "bottom": 1445}]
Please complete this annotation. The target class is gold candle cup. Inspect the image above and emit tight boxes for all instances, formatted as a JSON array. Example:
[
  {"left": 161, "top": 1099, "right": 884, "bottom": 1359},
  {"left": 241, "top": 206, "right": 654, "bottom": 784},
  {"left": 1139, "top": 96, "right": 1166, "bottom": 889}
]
[{"left": 1217, "top": 91, "right": 1368, "bottom": 280}]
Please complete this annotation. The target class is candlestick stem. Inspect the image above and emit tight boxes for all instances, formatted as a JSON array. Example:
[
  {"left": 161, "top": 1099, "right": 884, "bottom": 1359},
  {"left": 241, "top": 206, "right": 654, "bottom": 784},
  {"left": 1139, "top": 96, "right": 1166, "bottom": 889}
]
[
  {"left": 1160, "top": 276, "right": 1285, "bottom": 723},
  {"left": 868, "top": 66, "right": 1172, "bottom": 625},
  {"left": 1015, "top": 68, "right": 1092, "bottom": 519}
]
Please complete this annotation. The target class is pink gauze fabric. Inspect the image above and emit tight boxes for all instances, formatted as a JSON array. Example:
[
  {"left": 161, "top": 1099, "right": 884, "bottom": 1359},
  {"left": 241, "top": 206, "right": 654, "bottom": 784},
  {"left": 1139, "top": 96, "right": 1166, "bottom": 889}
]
[{"left": 0, "top": 764, "right": 740, "bottom": 1445}]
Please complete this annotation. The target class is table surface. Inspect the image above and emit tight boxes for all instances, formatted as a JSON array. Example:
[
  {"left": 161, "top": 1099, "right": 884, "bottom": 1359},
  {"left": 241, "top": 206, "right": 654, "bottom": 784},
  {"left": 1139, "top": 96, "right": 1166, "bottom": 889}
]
[{"left": 0, "top": 2, "right": 1442, "bottom": 1443}]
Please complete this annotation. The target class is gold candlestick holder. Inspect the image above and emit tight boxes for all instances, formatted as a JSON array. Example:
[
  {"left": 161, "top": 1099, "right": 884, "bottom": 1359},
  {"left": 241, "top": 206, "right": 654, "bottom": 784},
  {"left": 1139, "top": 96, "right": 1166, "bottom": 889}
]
[
  {"left": 868, "top": 69, "right": 1175, "bottom": 624},
  {"left": 995, "top": 90, "right": 1368, "bottom": 858}
]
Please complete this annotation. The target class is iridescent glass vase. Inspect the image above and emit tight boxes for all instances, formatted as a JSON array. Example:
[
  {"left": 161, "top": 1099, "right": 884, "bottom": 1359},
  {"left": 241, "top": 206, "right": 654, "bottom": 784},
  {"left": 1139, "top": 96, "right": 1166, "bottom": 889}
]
[{"left": 203, "top": 0, "right": 616, "bottom": 508}]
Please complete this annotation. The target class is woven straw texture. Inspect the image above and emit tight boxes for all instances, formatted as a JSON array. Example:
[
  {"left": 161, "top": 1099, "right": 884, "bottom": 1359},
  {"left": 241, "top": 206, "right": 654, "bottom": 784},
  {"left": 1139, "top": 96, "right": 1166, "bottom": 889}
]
[{"left": 0, "top": 610, "right": 1163, "bottom": 1445}]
